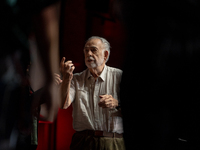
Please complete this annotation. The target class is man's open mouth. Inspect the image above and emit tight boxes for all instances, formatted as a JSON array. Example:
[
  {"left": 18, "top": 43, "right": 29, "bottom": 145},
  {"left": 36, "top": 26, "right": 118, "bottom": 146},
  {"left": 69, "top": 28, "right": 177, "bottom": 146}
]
[{"left": 88, "top": 60, "right": 94, "bottom": 62}]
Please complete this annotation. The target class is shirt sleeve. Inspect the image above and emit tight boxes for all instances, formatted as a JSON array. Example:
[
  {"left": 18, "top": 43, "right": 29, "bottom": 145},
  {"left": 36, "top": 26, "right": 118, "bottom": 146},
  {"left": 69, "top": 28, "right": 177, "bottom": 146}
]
[
  {"left": 117, "top": 70, "right": 123, "bottom": 105},
  {"left": 69, "top": 78, "right": 75, "bottom": 103}
]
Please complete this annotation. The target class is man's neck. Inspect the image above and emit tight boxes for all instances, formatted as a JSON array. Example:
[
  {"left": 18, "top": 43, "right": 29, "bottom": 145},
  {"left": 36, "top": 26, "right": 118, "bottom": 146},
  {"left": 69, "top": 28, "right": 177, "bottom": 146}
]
[{"left": 89, "top": 64, "right": 105, "bottom": 80}]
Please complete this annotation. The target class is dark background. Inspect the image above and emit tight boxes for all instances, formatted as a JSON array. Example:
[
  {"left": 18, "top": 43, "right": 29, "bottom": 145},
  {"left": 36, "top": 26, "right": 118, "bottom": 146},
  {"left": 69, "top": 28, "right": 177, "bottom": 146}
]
[{"left": 120, "top": 0, "right": 200, "bottom": 150}]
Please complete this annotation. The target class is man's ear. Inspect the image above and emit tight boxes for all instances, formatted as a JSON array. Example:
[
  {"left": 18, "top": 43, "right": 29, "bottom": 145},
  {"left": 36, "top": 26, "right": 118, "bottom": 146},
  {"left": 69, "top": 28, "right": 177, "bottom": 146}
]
[{"left": 104, "top": 50, "right": 109, "bottom": 62}]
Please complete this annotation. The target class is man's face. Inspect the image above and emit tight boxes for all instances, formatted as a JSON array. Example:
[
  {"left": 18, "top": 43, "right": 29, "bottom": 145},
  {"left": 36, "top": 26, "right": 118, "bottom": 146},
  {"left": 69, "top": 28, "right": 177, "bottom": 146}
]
[{"left": 84, "top": 38, "right": 105, "bottom": 69}]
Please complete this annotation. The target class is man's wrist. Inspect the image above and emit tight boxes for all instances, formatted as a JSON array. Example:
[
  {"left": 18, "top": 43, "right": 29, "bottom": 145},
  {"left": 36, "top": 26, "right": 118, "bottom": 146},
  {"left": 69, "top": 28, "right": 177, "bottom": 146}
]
[{"left": 62, "top": 78, "right": 71, "bottom": 84}]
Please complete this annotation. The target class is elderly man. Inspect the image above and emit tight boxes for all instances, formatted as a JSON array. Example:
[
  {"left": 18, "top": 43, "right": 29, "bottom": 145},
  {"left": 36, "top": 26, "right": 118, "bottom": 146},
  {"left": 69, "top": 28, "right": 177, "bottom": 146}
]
[{"left": 59, "top": 36, "right": 125, "bottom": 150}]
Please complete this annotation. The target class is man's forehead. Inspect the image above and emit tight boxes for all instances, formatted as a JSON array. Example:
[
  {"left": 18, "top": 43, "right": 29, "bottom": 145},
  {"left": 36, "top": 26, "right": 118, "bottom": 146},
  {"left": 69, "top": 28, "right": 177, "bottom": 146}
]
[
  {"left": 85, "top": 38, "right": 102, "bottom": 46},
  {"left": 84, "top": 45, "right": 98, "bottom": 49}
]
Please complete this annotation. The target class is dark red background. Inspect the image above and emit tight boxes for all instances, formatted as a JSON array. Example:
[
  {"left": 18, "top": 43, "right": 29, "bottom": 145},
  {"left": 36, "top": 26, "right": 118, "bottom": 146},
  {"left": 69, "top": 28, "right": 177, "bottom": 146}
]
[{"left": 37, "top": 0, "right": 125, "bottom": 149}]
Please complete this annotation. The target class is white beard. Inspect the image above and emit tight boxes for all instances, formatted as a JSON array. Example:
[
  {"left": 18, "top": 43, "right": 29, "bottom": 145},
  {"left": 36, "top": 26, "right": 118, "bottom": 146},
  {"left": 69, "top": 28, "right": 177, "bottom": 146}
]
[
  {"left": 86, "top": 62, "right": 97, "bottom": 68},
  {"left": 86, "top": 56, "right": 104, "bottom": 69}
]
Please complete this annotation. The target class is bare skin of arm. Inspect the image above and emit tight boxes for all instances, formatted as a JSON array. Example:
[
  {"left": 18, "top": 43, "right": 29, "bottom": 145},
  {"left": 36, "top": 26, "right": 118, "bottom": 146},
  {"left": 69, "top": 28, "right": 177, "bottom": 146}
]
[{"left": 60, "top": 57, "right": 75, "bottom": 109}]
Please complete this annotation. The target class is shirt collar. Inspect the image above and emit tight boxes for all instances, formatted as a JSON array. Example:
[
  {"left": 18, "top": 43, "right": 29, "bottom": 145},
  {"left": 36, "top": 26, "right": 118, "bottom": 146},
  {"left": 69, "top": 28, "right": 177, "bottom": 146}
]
[
  {"left": 87, "top": 69, "right": 92, "bottom": 79},
  {"left": 99, "top": 65, "right": 107, "bottom": 81},
  {"left": 86, "top": 65, "right": 107, "bottom": 82}
]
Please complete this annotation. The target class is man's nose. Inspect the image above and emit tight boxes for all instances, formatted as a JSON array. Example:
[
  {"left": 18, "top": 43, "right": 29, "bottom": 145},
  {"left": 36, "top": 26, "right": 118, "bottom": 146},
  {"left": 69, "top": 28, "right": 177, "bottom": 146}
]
[{"left": 87, "top": 50, "right": 93, "bottom": 56}]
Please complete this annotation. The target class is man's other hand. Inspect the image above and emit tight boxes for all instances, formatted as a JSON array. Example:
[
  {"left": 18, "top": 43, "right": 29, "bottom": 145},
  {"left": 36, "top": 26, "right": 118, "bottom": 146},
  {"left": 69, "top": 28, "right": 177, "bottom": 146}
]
[
  {"left": 54, "top": 73, "right": 63, "bottom": 85},
  {"left": 98, "top": 95, "right": 118, "bottom": 109}
]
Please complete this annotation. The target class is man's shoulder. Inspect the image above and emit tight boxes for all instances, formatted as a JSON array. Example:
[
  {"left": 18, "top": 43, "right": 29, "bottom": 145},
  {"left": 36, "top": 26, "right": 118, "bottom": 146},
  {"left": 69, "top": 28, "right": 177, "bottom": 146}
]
[
  {"left": 106, "top": 66, "right": 123, "bottom": 75},
  {"left": 73, "top": 69, "right": 88, "bottom": 79},
  {"left": 73, "top": 69, "right": 88, "bottom": 81}
]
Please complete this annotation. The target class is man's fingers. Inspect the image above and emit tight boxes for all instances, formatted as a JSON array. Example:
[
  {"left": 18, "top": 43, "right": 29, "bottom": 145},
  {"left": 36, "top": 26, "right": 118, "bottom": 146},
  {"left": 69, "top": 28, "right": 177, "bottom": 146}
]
[
  {"left": 98, "top": 99, "right": 110, "bottom": 106},
  {"left": 60, "top": 57, "right": 66, "bottom": 73},
  {"left": 55, "top": 80, "right": 59, "bottom": 85},
  {"left": 60, "top": 58, "right": 73, "bottom": 69},
  {"left": 65, "top": 60, "right": 72, "bottom": 64},
  {"left": 99, "top": 97, "right": 104, "bottom": 103},
  {"left": 55, "top": 79, "right": 60, "bottom": 85},
  {"left": 98, "top": 95, "right": 115, "bottom": 108},
  {"left": 99, "top": 95, "right": 104, "bottom": 98},
  {"left": 99, "top": 94, "right": 108, "bottom": 97},
  {"left": 99, "top": 95, "right": 111, "bottom": 102},
  {"left": 61, "top": 61, "right": 75, "bottom": 74},
  {"left": 70, "top": 65, "right": 75, "bottom": 72},
  {"left": 64, "top": 60, "right": 72, "bottom": 66},
  {"left": 99, "top": 94, "right": 108, "bottom": 99},
  {"left": 65, "top": 64, "right": 75, "bottom": 73},
  {"left": 54, "top": 77, "right": 63, "bottom": 85},
  {"left": 54, "top": 73, "right": 60, "bottom": 77},
  {"left": 60, "top": 57, "right": 66, "bottom": 66},
  {"left": 64, "top": 63, "right": 73, "bottom": 68},
  {"left": 55, "top": 76, "right": 62, "bottom": 81}
]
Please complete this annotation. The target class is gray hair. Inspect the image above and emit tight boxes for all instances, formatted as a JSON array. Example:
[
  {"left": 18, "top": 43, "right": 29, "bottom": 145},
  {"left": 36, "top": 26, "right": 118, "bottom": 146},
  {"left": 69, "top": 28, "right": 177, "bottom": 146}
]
[{"left": 86, "top": 36, "right": 111, "bottom": 63}]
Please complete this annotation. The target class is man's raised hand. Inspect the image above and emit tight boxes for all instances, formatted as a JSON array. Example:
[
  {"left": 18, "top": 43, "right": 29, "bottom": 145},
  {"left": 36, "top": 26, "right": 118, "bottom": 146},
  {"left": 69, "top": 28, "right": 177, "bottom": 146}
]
[{"left": 60, "top": 57, "right": 75, "bottom": 81}]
